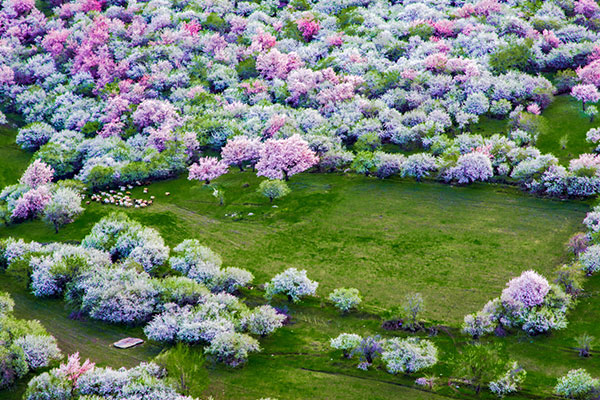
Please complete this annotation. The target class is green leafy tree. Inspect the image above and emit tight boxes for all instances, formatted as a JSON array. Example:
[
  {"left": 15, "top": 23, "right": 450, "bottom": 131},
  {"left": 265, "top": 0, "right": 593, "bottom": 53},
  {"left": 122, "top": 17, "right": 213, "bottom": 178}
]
[
  {"left": 155, "top": 343, "right": 208, "bottom": 396},
  {"left": 489, "top": 41, "right": 533, "bottom": 74},
  {"left": 258, "top": 180, "right": 290, "bottom": 203},
  {"left": 453, "top": 343, "right": 506, "bottom": 395}
]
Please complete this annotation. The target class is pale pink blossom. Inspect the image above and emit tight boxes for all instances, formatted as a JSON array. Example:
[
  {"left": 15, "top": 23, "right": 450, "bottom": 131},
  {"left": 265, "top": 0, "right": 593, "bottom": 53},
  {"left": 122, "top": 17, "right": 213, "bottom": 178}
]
[
  {"left": 20, "top": 159, "right": 54, "bottom": 188},
  {"left": 501, "top": 270, "right": 550, "bottom": 309},
  {"left": 221, "top": 136, "right": 262, "bottom": 170},
  {"left": 188, "top": 157, "right": 229, "bottom": 184},
  {"left": 256, "top": 135, "right": 318, "bottom": 180},
  {"left": 59, "top": 353, "right": 95, "bottom": 386}
]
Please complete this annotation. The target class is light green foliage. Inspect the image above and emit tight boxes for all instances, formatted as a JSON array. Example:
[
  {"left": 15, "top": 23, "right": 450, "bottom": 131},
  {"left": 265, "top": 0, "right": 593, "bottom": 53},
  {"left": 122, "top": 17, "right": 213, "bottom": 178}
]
[
  {"left": 257, "top": 180, "right": 290, "bottom": 203},
  {"left": 329, "top": 288, "right": 362, "bottom": 313},
  {"left": 555, "top": 369, "right": 599, "bottom": 400}
]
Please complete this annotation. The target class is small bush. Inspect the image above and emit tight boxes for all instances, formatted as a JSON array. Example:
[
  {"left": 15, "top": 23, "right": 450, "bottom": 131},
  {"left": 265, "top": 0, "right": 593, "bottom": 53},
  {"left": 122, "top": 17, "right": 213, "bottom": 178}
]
[
  {"left": 555, "top": 369, "right": 599, "bottom": 399},
  {"left": 328, "top": 288, "right": 362, "bottom": 313}
]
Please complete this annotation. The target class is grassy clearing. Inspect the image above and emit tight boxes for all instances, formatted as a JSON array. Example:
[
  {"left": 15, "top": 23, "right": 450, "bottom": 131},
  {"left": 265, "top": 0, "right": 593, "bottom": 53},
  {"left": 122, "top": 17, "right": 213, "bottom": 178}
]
[
  {"left": 0, "top": 171, "right": 591, "bottom": 399},
  {"left": 473, "top": 94, "right": 600, "bottom": 165},
  {"left": 0, "top": 172, "right": 588, "bottom": 323},
  {"left": 0, "top": 122, "right": 30, "bottom": 189}
]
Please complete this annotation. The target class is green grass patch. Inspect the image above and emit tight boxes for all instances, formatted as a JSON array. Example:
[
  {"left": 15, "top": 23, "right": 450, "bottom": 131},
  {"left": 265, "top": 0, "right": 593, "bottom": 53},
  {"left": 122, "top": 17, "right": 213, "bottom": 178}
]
[
  {"left": 473, "top": 94, "right": 600, "bottom": 165},
  {"left": 0, "top": 122, "right": 30, "bottom": 189}
]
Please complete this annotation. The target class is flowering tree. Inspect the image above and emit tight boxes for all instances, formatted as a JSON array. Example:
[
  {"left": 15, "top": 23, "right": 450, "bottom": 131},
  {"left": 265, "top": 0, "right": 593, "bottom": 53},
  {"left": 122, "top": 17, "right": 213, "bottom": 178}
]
[
  {"left": 575, "top": 0, "right": 600, "bottom": 19},
  {"left": 241, "top": 305, "right": 286, "bottom": 336},
  {"left": 43, "top": 187, "right": 83, "bottom": 233},
  {"left": 204, "top": 332, "right": 261, "bottom": 368},
  {"left": 330, "top": 333, "right": 362, "bottom": 358},
  {"left": 16, "top": 123, "right": 56, "bottom": 152},
  {"left": 489, "top": 362, "right": 527, "bottom": 398},
  {"left": 188, "top": 157, "right": 229, "bottom": 184},
  {"left": 12, "top": 186, "right": 52, "bottom": 220},
  {"left": 256, "top": 135, "right": 318, "bottom": 181},
  {"left": 463, "top": 267, "right": 573, "bottom": 338},
  {"left": 296, "top": 14, "right": 320, "bottom": 41},
  {"left": 555, "top": 369, "right": 599, "bottom": 399},
  {"left": 571, "top": 84, "right": 600, "bottom": 111},
  {"left": 20, "top": 159, "right": 54, "bottom": 188},
  {"left": 256, "top": 49, "right": 304, "bottom": 80},
  {"left": 221, "top": 136, "right": 262, "bottom": 171},
  {"left": 500, "top": 270, "right": 550, "bottom": 309},
  {"left": 381, "top": 337, "right": 438, "bottom": 374},
  {"left": 401, "top": 154, "right": 438, "bottom": 181},
  {"left": 82, "top": 212, "right": 169, "bottom": 272},
  {"left": 579, "top": 245, "right": 600, "bottom": 275},
  {"left": 26, "top": 361, "right": 195, "bottom": 400},
  {"left": 444, "top": 151, "right": 493, "bottom": 184},
  {"left": 578, "top": 60, "right": 600, "bottom": 87},
  {"left": 265, "top": 268, "right": 318, "bottom": 302},
  {"left": 59, "top": 353, "right": 95, "bottom": 386}
]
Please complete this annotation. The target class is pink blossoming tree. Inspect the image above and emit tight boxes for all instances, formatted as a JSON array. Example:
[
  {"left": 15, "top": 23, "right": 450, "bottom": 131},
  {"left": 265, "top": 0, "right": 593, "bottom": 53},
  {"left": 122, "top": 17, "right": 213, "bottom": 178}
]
[
  {"left": 256, "top": 135, "right": 318, "bottom": 181},
  {"left": 20, "top": 159, "right": 54, "bottom": 188},
  {"left": 188, "top": 157, "right": 229, "bottom": 184},
  {"left": 59, "top": 352, "right": 95, "bottom": 387},
  {"left": 221, "top": 136, "right": 262, "bottom": 171},
  {"left": 297, "top": 15, "right": 320, "bottom": 41},
  {"left": 571, "top": 84, "right": 600, "bottom": 111},
  {"left": 12, "top": 186, "right": 52, "bottom": 220}
]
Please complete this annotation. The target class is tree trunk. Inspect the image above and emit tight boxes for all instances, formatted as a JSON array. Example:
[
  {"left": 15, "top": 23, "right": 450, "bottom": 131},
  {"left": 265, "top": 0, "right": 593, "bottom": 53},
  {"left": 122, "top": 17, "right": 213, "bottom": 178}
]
[
  {"left": 54, "top": 223, "right": 59, "bottom": 234},
  {"left": 269, "top": 197, "right": 274, "bottom": 203},
  {"left": 238, "top": 164, "right": 244, "bottom": 172},
  {"left": 283, "top": 171, "right": 289, "bottom": 181}
]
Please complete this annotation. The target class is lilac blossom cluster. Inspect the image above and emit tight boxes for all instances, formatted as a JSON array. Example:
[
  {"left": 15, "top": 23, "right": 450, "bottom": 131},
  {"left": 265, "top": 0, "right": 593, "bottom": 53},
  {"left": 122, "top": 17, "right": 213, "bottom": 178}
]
[
  {"left": 0, "top": 212, "right": 286, "bottom": 367},
  {"left": 0, "top": 160, "right": 84, "bottom": 230},
  {"left": 463, "top": 270, "right": 571, "bottom": 336},
  {"left": 0, "top": 291, "right": 62, "bottom": 390},
  {"left": 329, "top": 333, "right": 438, "bottom": 374}
]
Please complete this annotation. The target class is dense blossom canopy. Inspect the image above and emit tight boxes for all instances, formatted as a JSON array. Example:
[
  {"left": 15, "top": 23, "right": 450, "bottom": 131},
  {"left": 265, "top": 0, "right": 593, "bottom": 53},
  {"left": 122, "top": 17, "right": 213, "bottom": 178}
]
[
  {"left": 256, "top": 135, "right": 318, "bottom": 180},
  {"left": 501, "top": 270, "right": 551, "bottom": 309}
]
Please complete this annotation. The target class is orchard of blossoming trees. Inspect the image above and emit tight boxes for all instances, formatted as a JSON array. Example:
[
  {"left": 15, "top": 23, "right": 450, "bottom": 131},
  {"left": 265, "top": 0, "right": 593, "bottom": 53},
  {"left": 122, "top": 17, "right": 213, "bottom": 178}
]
[
  {"left": 4, "top": 0, "right": 600, "bottom": 398},
  {"left": 4, "top": 0, "right": 600, "bottom": 228}
]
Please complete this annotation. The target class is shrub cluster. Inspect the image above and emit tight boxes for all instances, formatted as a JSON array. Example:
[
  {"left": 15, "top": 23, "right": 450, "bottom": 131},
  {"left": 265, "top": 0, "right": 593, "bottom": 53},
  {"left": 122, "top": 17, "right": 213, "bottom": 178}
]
[
  {"left": 0, "top": 292, "right": 62, "bottom": 389},
  {"left": 330, "top": 333, "right": 438, "bottom": 374},
  {"left": 0, "top": 213, "right": 287, "bottom": 368},
  {"left": 25, "top": 354, "right": 197, "bottom": 400}
]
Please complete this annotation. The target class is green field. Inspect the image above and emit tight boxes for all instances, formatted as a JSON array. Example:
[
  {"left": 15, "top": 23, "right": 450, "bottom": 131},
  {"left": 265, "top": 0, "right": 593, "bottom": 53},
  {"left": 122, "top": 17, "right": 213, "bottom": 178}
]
[
  {"left": 1, "top": 102, "right": 600, "bottom": 399},
  {"left": 0, "top": 121, "right": 30, "bottom": 189}
]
